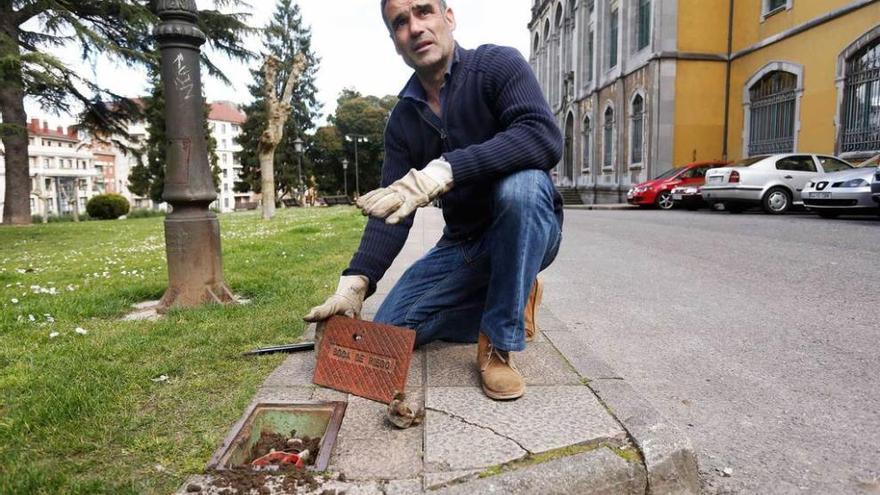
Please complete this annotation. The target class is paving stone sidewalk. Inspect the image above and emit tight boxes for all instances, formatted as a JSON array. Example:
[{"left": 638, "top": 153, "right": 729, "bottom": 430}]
[{"left": 179, "top": 207, "right": 698, "bottom": 495}]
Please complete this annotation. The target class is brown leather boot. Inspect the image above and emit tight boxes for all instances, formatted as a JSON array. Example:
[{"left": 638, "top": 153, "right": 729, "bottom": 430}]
[
  {"left": 477, "top": 333, "right": 525, "bottom": 400},
  {"left": 524, "top": 278, "right": 543, "bottom": 342}
]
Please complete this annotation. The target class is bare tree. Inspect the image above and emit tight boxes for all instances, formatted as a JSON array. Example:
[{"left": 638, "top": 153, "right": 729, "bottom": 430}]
[{"left": 259, "top": 53, "right": 306, "bottom": 220}]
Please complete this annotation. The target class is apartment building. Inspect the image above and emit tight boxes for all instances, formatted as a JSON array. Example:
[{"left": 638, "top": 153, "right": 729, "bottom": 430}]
[
  {"left": 208, "top": 101, "right": 252, "bottom": 213},
  {"left": 0, "top": 119, "right": 99, "bottom": 219},
  {"left": 530, "top": 0, "right": 880, "bottom": 204}
]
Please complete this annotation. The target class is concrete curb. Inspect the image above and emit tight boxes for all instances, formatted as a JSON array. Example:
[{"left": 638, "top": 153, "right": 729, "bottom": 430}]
[
  {"left": 544, "top": 323, "right": 701, "bottom": 495},
  {"left": 434, "top": 448, "right": 646, "bottom": 495}
]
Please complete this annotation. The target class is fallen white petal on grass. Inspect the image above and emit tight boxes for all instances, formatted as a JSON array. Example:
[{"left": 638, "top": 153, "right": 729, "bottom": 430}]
[
  {"left": 10, "top": 298, "right": 18, "bottom": 304},
  {"left": 49, "top": 332, "right": 60, "bottom": 338},
  {"left": 151, "top": 375, "right": 169, "bottom": 383},
  {"left": 75, "top": 327, "right": 88, "bottom": 335}
]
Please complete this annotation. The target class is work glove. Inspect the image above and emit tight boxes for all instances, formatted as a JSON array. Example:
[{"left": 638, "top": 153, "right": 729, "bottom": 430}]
[
  {"left": 357, "top": 158, "right": 454, "bottom": 224},
  {"left": 303, "top": 275, "right": 369, "bottom": 322}
]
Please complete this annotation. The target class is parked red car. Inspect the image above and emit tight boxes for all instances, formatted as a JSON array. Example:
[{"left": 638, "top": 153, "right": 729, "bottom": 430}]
[{"left": 626, "top": 160, "right": 729, "bottom": 209}]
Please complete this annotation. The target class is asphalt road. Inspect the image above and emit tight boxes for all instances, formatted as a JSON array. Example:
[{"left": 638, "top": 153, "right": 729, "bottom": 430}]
[{"left": 541, "top": 208, "right": 880, "bottom": 494}]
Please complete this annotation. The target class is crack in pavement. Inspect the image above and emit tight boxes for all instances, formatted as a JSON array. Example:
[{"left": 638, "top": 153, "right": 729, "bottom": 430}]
[{"left": 426, "top": 406, "right": 530, "bottom": 454}]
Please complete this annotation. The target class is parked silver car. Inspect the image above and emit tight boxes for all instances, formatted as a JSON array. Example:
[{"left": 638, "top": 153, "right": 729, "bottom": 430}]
[
  {"left": 701, "top": 154, "right": 854, "bottom": 214},
  {"left": 802, "top": 166, "right": 879, "bottom": 218},
  {"left": 873, "top": 167, "right": 880, "bottom": 206}
]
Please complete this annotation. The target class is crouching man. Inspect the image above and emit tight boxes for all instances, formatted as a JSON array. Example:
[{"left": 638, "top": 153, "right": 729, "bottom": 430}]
[{"left": 305, "top": 0, "right": 563, "bottom": 400}]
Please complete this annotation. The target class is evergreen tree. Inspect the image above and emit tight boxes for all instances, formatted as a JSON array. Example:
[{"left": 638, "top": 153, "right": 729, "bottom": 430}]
[
  {"left": 235, "top": 0, "right": 321, "bottom": 201},
  {"left": 0, "top": 1, "right": 252, "bottom": 224}
]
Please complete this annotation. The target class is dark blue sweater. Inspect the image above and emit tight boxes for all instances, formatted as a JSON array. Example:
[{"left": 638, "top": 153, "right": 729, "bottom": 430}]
[{"left": 344, "top": 44, "right": 564, "bottom": 296}]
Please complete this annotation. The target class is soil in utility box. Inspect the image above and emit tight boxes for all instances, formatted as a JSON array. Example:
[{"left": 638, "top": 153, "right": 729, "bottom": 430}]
[{"left": 196, "top": 430, "right": 325, "bottom": 494}]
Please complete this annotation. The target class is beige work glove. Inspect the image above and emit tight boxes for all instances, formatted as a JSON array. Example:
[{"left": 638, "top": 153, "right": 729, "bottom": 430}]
[
  {"left": 357, "top": 158, "right": 454, "bottom": 224},
  {"left": 303, "top": 275, "right": 369, "bottom": 322}
]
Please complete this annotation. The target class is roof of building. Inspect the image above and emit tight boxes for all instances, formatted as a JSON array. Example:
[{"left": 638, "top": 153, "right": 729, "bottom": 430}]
[
  {"left": 27, "top": 119, "right": 79, "bottom": 142},
  {"left": 208, "top": 101, "right": 246, "bottom": 124}
]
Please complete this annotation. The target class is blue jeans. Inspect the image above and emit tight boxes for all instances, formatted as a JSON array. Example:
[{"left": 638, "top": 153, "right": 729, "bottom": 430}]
[{"left": 374, "top": 170, "right": 562, "bottom": 352}]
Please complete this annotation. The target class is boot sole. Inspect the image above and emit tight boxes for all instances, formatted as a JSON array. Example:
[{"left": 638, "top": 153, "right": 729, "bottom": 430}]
[{"left": 481, "top": 383, "right": 524, "bottom": 401}]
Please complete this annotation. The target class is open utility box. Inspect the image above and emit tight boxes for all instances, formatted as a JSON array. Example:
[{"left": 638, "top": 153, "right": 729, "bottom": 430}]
[{"left": 207, "top": 401, "right": 347, "bottom": 472}]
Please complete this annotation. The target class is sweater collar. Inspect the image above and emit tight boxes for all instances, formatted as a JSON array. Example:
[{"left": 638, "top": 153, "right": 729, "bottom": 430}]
[{"left": 398, "top": 43, "right": 462, "bottom": 101}]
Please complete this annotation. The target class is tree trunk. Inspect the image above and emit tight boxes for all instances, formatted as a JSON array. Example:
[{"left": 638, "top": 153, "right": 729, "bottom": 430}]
[
  {"left": 258, "top": 54, "right": 306, "bottom": 220},
  {"left": 260, "top": 148, "right": 276, "bottom": 220},
  {"left": 0, "top": 20, "right": 31, "bottom": 225}
]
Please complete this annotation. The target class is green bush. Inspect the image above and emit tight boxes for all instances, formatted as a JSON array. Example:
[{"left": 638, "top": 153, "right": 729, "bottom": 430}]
[{"left": 86, "top": 194, "right": 130, "bottom": 220}]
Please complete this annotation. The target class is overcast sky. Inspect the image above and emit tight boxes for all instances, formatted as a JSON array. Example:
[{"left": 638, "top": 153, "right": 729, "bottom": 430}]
[{"left": 26, "top": 0, "right": 534, "bottom": 128}]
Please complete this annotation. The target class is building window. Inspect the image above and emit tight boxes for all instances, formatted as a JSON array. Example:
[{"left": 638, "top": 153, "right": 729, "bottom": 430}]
[
  {"left": 763, "top": 0, "right": 788, "bottom": 17},
  {"left": 587, "top": 27, "right": 594, "bottom": 82},
  {"left": 631, "top": 95, "right": 644, "bottom": 164},
  {"left": 603, "top": 107, "right": 614, "bottom": 168},
  {"left": 563, "top": 113, "right": 575, "bottom": 181},
  {"left": 608, "top": 5, "right": 619, "bottom": 69},
  {"left": 841, "top": 39, "right": 880, "bottom": 154},
  {"left": 635, "top": 0, "right": 651, "bottom": 51},
  {"left": 748, "top": 71, "right": 797, "bottom": 155},
  {"left": 582, "top": 116, "right": 592, "bottom": 173},
  {"left": 224, "top": 183, "right": 229, "bottom": 192}
]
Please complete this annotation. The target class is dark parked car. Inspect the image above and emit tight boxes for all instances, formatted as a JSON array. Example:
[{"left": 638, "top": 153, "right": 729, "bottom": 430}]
[{"left": 670, "top": 185, "right": 707, "bottom": 210}]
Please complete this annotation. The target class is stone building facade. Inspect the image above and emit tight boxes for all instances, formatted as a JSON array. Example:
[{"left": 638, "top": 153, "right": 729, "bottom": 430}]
[
  {"left": 530, "top": 0, "right": 880, "bottom": 205},
  {"left": 530, "top": 0, "right": 673, "bottom": 204}
]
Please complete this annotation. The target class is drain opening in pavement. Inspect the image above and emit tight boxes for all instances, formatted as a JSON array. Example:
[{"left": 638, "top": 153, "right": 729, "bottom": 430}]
[{"left": 209, "top": 401, "right": 347, "bottom": 472}]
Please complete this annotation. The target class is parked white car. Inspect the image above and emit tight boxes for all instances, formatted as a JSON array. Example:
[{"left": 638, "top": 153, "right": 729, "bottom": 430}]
[
  {"left": 701, "top": 154, "right": 854, "bottom": 214},
  {"left": 802, "top": 166, "right": 879, "bottom": 218}
]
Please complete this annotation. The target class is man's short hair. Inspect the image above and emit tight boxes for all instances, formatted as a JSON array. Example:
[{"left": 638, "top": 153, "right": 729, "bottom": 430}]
[{"left": 381, "top": 0, "right": 449, "bottom": 28}]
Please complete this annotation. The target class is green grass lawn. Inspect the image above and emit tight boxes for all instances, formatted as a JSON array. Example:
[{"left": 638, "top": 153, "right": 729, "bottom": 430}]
[{"left": 0, "top": 207, "right": 365, "bottom": 494}]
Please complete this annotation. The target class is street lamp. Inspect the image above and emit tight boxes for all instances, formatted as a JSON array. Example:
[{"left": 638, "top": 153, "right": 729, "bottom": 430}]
[
  {"left": 345, "top": 134, "right": 367, "bottom": 197},
  {"left": 293, "top": 137, "right": 304, "bottom": 203},
  {"left": 342, "top": 158, "right": 349, "bottom": 197}
]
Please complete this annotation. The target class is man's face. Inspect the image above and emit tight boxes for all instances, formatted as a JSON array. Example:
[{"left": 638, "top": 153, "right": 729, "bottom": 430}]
[{"left": 383, "top": 0, "right": 456, "bottom": 73}]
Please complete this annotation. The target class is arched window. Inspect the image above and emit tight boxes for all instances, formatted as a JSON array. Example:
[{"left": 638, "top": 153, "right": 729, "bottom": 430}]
[
  {"left": 564, "top": 113, "right": 575, "bottom": 181},
  {"left": 748, "top": 71, "right": 797, "bottom": 155},
  {"left": 603, "top": 106, "right": 614, "bottom": 168},
  {"left": 583, "top": 116, "right": 592, "bottom": 173},
  {"left": 631, "top": 94, "right": 644, "bottom": 164},
  {"left": 841, "top": 38, "right": 880, "bottom": 153}
]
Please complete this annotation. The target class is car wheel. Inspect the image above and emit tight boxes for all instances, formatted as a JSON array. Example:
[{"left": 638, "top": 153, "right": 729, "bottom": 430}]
[
  {"left": 816, "top": 210, "right": 840, "bottom": 219},
  {"left": 762, "top": 187, "right": 791, "bottom": 215},
  {"left": 656, "top": 191, "right": 674, "bottom": 210}
]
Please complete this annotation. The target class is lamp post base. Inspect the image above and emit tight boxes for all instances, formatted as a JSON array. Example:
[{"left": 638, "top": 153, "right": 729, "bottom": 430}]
[{"left": 157, "top": 207, "right": 236, "bottom": 313}]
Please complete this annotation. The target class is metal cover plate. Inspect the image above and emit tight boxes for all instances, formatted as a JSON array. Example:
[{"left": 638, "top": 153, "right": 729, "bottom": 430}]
[{"left": 313, "top": 316, "right": 416, "bottom": 404}]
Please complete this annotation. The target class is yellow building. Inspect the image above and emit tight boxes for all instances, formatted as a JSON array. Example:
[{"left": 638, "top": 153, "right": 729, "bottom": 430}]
[{"left": 529, "top": 0, "right": 880, "bottom": 204}]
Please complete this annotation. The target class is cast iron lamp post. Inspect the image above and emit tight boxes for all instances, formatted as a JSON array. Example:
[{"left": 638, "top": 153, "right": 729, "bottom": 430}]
[
  {"left": 345, "top": 134, "right": 366, "bottom": 197},
  {"left": 154, "top": 0, "right": 234, "bottom": 311},
  {"left": 293, "top": 137, "right": 304, "bottom": 201},
  {"left": 342, "top": 158, "right": 349, "bottom": 197}
]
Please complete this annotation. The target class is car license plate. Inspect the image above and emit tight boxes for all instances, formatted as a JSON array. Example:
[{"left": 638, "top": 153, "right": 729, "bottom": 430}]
[
  {"left": 672, "top": 194, "right": 683, "bottom": 200},
  {"left": 808, "top": 192, "right": 831, "bottom": 199},
  {"left": 707, "top": 176, "right": 722, "bottom": 183}
]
